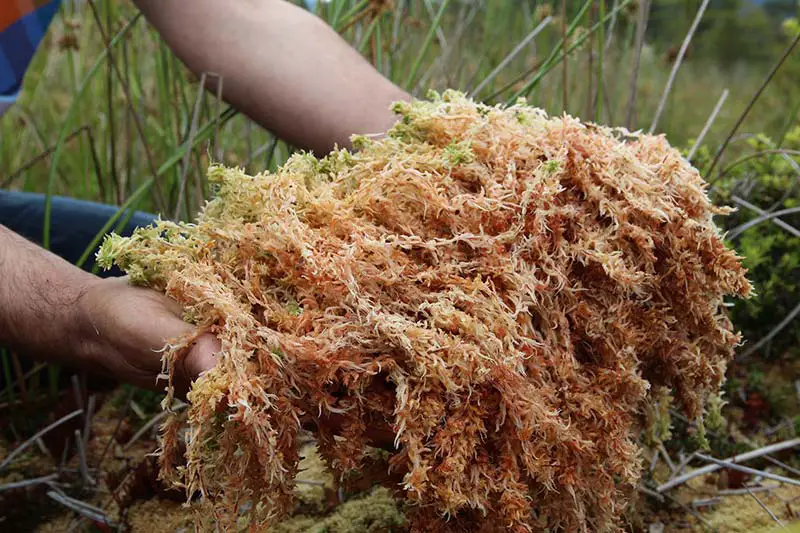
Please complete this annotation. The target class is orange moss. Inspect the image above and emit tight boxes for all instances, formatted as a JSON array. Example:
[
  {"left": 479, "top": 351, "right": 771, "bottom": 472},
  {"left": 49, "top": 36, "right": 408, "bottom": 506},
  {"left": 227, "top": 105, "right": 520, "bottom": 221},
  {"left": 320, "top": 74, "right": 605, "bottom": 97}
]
[{"left": 98, "top": 91, "right": 751, "bottom": 532}]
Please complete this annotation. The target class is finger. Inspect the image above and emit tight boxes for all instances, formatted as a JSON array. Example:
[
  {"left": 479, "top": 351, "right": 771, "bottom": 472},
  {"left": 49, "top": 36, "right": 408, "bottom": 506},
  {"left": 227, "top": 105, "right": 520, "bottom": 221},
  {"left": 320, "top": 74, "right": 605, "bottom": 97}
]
[
  {"left": 141, "top": 313, "right": 196, "bottom": 372},
  {"left": 183, "top": 333, "right": 221, "bottom": 379},
  {"left": 167, "top": 333, "right": 219, "bottom": 399}
]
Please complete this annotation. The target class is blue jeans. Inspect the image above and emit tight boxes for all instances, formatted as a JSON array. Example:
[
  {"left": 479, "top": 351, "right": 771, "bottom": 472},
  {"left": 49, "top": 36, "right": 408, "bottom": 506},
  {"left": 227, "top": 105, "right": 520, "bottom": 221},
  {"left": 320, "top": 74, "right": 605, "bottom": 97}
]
[{"left": 0, "top": 190, "right": 156, "bottom": 274}]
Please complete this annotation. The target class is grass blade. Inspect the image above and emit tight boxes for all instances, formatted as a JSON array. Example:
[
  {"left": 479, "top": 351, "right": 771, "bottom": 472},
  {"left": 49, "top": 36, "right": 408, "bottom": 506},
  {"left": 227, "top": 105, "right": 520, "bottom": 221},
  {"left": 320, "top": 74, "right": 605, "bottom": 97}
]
[
  {"left": 687, "top": 89, "right": 729, "bottom": 162},
  {"left": 173, "top": 73, "right": 207, "bottom": 222},
  {"left": 470, "top": 16, "right": 553, "bottom": 98},
  {"left": 730, "top": 195, "right": 800, "bottom": 239},
  {"left": 374, "top": 14, "right": 384, "bottom": 72},
  {"left": 746, "top": 487, "right": 784, "bottom": 526},
  {"left": 561, "top": 0, "right": 568, "bottom": 111},
  {"left": 777, "top": 97, "right": 800, "bottom": 147},
  {"left": 596, "top": 0, "right": 605, "bottom": 120},
  {"left": 586, "top": 1, "right": 596, "bottom": 119},
  {"left": 423, "top": 0, "right": 448, "bottom": 50},
  {"left": 167, "top": 107, "right": 238, "bottom": 175},
  {"left": 624, "top": 0, "right": 651, "bottom": 129},
  {"left": 2, "top": 126, "right": 93, "bottom": 190},
  {"left": 74, "top": 106, "right": 238, "bottom": 269},
  {"left": 510, "top": 0, "right": 631, "bottom": 105},
  {"left": 43, "top": 14, "right": 142, "bottom": 251},
  {"left": 604, "top": 0, "right": 619, "bottom": 51},
  {"left": 335, "top": 0, "right": 370, "bottom": 33},
  {"left": 695, "top": 453, "right": 800, "bottom": 488},
  {"left": 74, "top": 180, "right": 154, "bottom": 269},
  {"left": 706, "top": 31, "right": 800, "bottom": 181},
  {"left": 657, "top": 438, "right": 800, "bottom": 493},
  {"left": 739, "top": 300, "right": 800, "bottom": 359},
  {"left": 0, "top": 474, "right": 58, "bottom": 492},
  {"left": 87, "top": 1, "right": 166, "bottom": 211},
  {"left": 404, "top": 0, "right": 451, "bottom": 91},
  {"left": 716, "top": 149, "right": 800, "bottom": 182},
  {"left": 329, "top": 0, "right": 350, "bottom": 29},
  {"left": 502, "top": 0, "right": 621, "bottom": 105},
  {"left": 418, "top": 3, "right": 478, "bottom": 92},
  {"left": 358, "top": 14, "right": 381, "bottom": 53},
  {"left": 649, "top": 0, "right": 710, "bottom": 134},
  {"left": 727, "top": 206, "right": 800, "bottom": 241}
]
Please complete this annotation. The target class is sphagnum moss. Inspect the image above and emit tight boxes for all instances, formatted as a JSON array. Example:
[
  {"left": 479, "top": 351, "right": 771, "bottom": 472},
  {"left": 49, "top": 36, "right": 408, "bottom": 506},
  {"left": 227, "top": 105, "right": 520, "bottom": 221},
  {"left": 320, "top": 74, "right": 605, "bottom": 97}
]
[{"left": 98, "top": 90, "right": 751, "bottom": 532}]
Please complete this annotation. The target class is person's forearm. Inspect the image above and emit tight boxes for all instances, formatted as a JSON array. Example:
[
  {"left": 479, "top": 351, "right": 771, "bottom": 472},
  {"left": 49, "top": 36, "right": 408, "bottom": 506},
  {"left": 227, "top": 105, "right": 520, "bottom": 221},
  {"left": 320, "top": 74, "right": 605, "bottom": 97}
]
[
  {"left": 133, "top": 0, "right": 410, "bottom": 155},
  {"left": 0, "top": 226, "right": 219, "bottom": 390},
  {"left": 0, "top": 225, "right": 95, "bottom": 363}
]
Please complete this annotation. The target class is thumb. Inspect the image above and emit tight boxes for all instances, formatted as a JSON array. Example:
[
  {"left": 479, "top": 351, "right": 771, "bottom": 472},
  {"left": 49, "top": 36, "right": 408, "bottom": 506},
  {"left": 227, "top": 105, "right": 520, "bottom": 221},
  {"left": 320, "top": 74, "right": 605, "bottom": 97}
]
[
  {"left": 166, "top": 332, "right": 220, "bottom": 401},
  {"left": 183, "top": 333, "right": 221, "bottom": 380},
  {"left": 150, "top": 290, "right": 220, "bottom": 383}
]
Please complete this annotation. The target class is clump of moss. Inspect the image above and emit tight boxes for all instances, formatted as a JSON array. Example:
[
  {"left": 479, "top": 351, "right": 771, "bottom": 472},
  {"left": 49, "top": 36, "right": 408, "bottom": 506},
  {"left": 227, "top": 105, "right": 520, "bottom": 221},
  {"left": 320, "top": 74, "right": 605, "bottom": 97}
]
[
  {"left": 294, "top": 443, "right": 335, "bottom": 515},
  {"left": 273, "top": 487, "right": 405, "bottom": 533},
  {"left": 98, "top": 90, "right": 751, "bottom": 531}
]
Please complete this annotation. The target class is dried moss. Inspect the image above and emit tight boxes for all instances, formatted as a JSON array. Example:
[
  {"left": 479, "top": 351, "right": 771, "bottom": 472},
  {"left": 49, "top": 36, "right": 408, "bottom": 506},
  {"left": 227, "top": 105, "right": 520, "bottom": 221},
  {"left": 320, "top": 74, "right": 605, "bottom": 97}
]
[
  {"left": 98, "top": 90, "right": 751, "bottom": 532},
  {"left": 675, "top": 475, "right": 800, "bottom": 532},
  {"left": 125, "top": 499, "right": 195, "bottom": 532}
]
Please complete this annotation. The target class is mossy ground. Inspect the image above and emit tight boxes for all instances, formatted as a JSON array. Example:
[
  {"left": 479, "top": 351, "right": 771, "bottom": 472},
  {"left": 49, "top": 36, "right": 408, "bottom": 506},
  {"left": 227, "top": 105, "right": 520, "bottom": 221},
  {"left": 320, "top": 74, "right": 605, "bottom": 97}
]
[{"left": 7, "top": 375, "right": 795, "bottom": 531}]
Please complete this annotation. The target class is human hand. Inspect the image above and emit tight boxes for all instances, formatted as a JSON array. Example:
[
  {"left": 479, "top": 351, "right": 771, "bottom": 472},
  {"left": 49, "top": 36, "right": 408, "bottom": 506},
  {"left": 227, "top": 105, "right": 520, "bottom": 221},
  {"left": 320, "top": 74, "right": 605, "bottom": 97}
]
[
  {"left": 74, "top": 277, "right": 397, "bottom": 449},
  {"left": 75, "top": 276, "right": 219, "bottom": 394}
]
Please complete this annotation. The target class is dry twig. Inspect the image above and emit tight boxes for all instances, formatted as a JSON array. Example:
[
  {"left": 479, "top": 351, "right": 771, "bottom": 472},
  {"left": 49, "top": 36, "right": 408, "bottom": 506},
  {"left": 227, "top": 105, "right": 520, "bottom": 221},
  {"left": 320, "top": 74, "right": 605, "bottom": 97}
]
[{"left": 657, "top": 438, "right": 800, "bottom": 492}]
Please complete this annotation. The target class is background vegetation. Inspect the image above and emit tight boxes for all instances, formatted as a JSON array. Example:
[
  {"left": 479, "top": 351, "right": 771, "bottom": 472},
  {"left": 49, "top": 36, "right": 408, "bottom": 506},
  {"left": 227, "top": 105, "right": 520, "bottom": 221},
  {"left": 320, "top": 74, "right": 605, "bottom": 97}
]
[{"left": 1, "top": 0, "right": 799, "bottom": 530}]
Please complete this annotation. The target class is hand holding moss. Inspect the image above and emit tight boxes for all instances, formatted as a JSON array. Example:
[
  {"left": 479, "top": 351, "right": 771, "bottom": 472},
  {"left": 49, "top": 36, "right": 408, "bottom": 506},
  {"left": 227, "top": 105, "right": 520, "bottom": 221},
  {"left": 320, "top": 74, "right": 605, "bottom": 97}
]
[
  {"left": 76, "top": 276, "right": 395, "bottom": 446},
  {"left": 76, "top": 276, "right": 219, "bottom": 394}
]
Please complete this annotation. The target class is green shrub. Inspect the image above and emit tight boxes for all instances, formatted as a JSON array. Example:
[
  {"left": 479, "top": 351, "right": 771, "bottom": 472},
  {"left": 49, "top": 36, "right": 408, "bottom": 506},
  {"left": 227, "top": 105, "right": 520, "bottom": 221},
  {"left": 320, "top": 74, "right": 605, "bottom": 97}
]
[{"left": 691, "top": 127, "right": 800, "bottom": 357}]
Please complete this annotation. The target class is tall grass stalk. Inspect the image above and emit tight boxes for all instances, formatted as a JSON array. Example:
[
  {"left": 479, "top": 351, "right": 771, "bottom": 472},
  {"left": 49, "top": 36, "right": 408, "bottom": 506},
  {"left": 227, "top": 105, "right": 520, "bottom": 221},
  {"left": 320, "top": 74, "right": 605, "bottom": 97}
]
[
  {"left": 470, "top": 16, "right": 553, "bottom": 98},
  {"left": 88, "top": 1, "right": 164, "bottom": 208},
  {"left": 688, "top": 89, "right": 730, "bottom": 162},
  {"left": 43, "top": 14, "right": 143, "bottom": 251},
  {"left": 358, "top": 14, "right": 381, "bottom": 54},
  {"left": 500, "top": 0, "right": 594, "bottom": 104},
  {"left": 404, "top": 0, "right": 451, "bottom": 91},
  {"left": 173, "top": 73, "right": 207, "bottom": 222},
  {"left": 597, "top": 0, "right": 605, "bottom": 121},
  {"left": 625, "top": 0, "right": 651, "bottom": 129},
  {"left": 335, "top": 0, "right": 371, "bottom": 33},
  {"left": 329, "top": 0, "right": 351, "bottom": 30},
  {"left": 75, "top": 181, "right": 154, "bottom": 270},
  {"left": 649, "top": 0, "right": 711, "bottom": 134},
  {"left": 706, "top": 31, "right": 800, "bottom": 181},
  {"left": 507, "top": 0, "right": 631, "bottom": 105}
]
